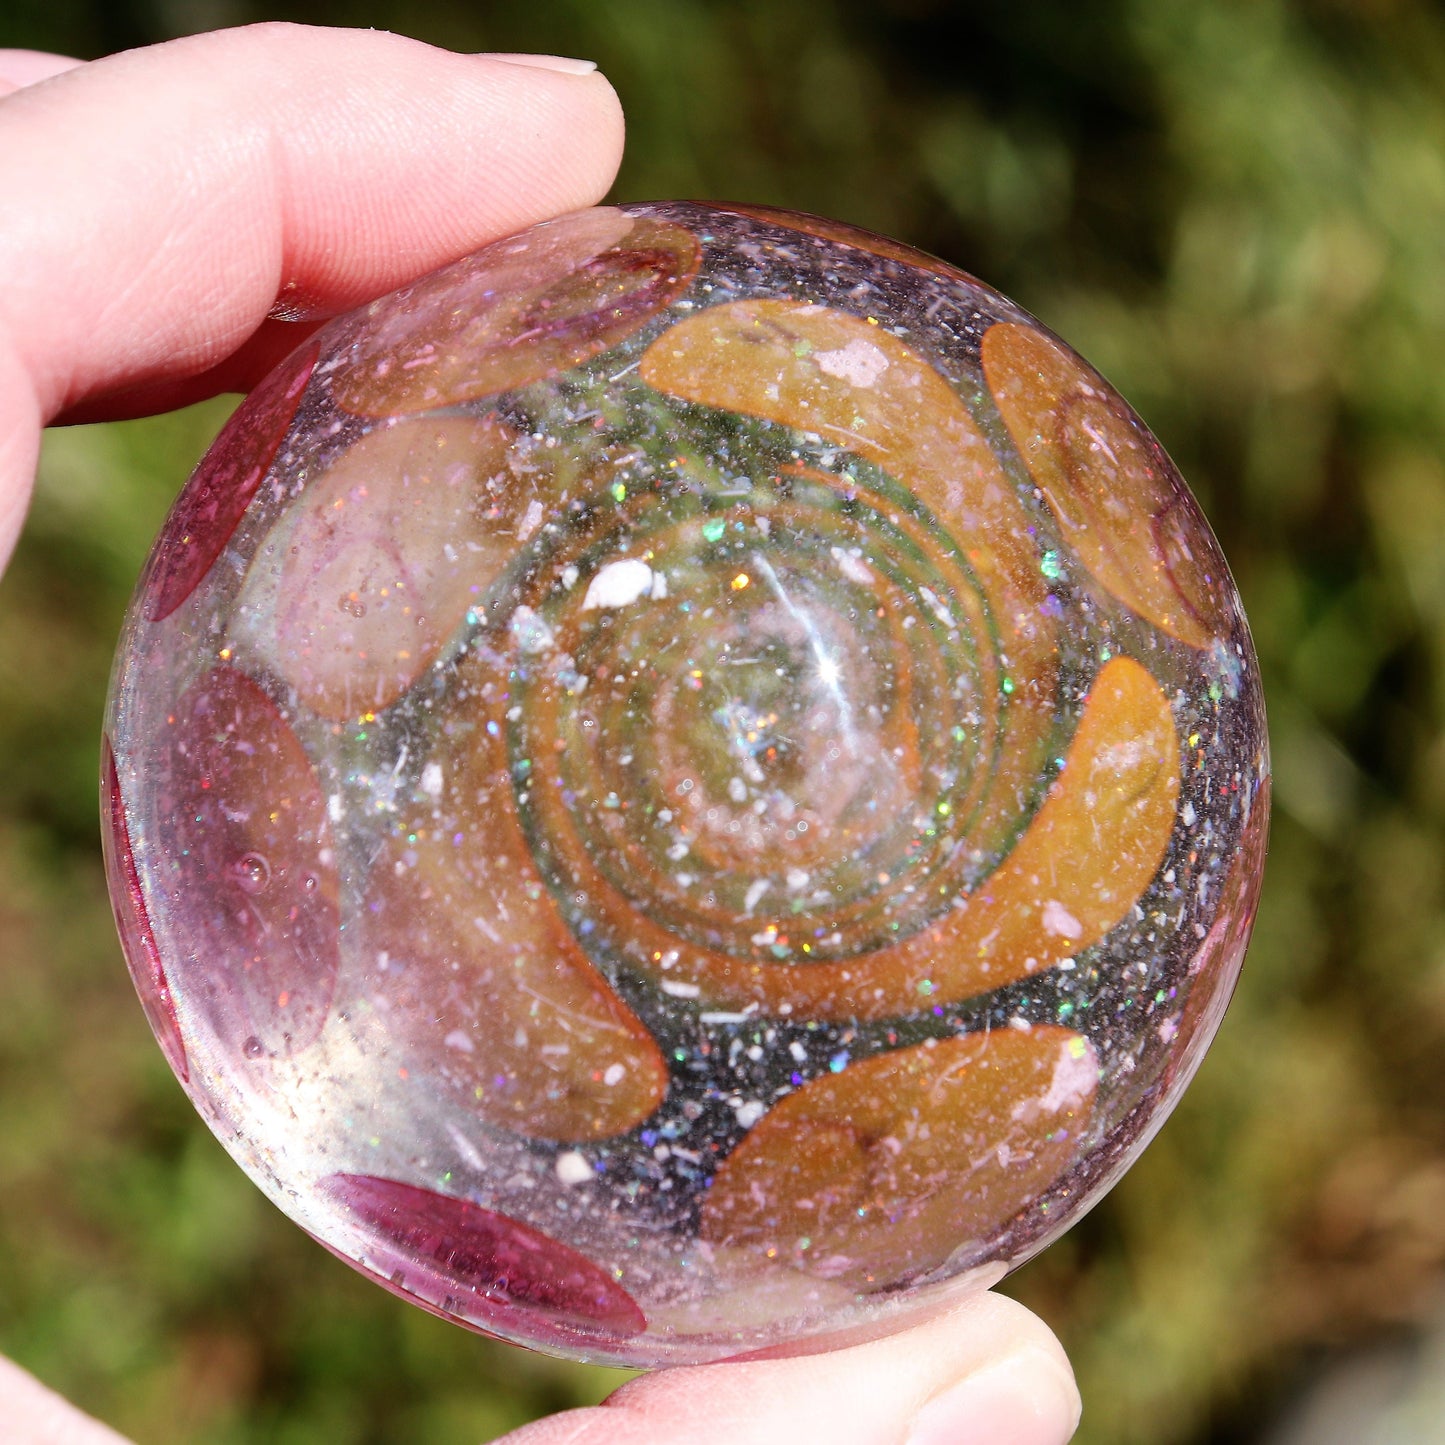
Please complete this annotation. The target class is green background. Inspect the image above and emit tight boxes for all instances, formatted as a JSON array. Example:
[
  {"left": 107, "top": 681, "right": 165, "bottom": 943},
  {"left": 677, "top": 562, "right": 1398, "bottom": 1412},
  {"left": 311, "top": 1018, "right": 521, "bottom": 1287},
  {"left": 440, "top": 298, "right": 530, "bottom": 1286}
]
[{"left": 5, "top": 1, "right": 1445, "bottom": 1440}]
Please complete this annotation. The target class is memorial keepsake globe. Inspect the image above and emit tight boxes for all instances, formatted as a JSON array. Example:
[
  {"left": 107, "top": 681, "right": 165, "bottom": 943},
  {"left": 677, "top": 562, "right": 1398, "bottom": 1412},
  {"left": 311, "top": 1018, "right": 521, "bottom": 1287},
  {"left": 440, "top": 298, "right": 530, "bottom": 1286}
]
[{"left": 102, "top": 202, "right": 1269, "bottom": 1366}]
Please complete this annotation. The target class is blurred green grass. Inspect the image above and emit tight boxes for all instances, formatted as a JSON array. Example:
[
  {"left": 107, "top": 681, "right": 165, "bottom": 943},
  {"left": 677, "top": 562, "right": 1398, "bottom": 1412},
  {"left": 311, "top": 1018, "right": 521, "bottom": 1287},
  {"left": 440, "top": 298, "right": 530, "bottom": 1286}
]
[{"left": 5, "top": 1, "right": 1445, "bottom": 1441}]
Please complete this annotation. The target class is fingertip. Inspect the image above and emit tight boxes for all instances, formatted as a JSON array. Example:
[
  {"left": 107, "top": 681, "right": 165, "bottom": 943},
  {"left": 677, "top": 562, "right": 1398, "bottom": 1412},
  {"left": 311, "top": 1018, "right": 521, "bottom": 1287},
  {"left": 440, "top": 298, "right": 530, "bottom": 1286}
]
[
  {"left": 908, "top": 1334, "right": 1081, "bottom": 1445},
  {"left": 950, "top": 1289, "right": 1077, "bottom": 1385},
  {"left": 551, "top": 1291, "right": 1081, "bottom": 1445},
  {"left": 460, "top": 48, "right": 626, "bottom": 221},
  {"left": 899, "top": 1296, "right": 1080, "bottom": 1445}
]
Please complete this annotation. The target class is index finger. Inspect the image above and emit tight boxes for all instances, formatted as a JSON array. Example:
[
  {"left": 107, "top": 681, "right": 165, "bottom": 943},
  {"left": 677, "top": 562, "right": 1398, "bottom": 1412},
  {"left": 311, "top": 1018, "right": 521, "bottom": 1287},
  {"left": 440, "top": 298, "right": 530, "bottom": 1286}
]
[{"left": 0, "top": 23, "right": 625, "bottom": 567}]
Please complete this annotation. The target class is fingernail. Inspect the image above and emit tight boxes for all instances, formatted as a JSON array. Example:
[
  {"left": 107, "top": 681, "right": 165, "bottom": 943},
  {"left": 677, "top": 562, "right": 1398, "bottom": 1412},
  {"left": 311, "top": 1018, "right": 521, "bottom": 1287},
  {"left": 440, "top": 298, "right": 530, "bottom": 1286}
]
[
  {"left": 907, "top": 1348, "right": 1082, "bottom": 1445},
  {"left": 480, "top": 53, "right": 599, "bottom": 76}
]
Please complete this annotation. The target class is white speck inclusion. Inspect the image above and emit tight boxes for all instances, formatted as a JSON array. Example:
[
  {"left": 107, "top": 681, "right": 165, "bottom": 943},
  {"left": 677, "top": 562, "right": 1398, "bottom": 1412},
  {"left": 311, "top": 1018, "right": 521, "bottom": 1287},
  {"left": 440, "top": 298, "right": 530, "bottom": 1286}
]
[
  {"left": 555, "top": 1150, "right": 593, "bottom": 1185},
  {"left": 583, "top": 558, "right": 661, "bottom": 610}
]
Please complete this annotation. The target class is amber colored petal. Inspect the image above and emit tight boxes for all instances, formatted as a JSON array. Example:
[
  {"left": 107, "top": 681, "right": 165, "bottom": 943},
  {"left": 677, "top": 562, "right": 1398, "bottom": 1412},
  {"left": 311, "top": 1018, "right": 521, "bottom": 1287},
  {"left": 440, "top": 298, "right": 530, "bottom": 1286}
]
[
  {"left": 638, "top": 302, "right": 1034, "bottom": 607},
  {"left": 612, "top": 654, "right": 1179, "bottom": 1021},
  {"left": 365, "top": 703, "right": 668, "bottom": 1143},
  {"left": 639, "top": 298, "right": 1057, "bottom": 858},
  {"left": 256, "top": 413, "right": 523, "bottom": 720},
  {"left": 893, "top": 653, "right": 1181, "bottom": 1001},
  {"left": 329, "top": 209, "right": 700, "bottom": 416},
  {"left": 701, "top": 1027, "right": 1097, "bottom": 1287},
  {"left": 102, "top": 737, "right": 188, "bottom": 1080},
  {"left": 143, "top": 339, "right": 318, "bottom": 622},
  {"left": 323, "top": 1174, "right": 646, "bottom": 1344},
  {"left": 982, "top": 321, "right": 1228, "bottom": 649},
  {"left": 328, "top": 207, "right": 630, "bottom": 414},
  {"left": 155, "top": 667, "right": 339, "bottom": 1057}
]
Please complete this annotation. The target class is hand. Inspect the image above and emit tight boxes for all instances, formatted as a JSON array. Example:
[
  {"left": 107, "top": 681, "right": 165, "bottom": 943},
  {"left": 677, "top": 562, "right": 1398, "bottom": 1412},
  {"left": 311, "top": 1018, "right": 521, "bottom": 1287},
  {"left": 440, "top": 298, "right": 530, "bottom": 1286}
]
[{"left": 0, "top": 26, "right": 1081, "bottom": 1445}]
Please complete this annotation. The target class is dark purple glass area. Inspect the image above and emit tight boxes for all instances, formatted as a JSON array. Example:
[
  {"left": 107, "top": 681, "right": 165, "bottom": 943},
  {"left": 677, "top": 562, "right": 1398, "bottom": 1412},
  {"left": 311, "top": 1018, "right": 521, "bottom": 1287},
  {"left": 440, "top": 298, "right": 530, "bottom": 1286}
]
[
  {"left": 143, "top": 339, "right": 318, "bottom": 622},
  {"left": 323, "top": 1175, "right": 647, "bottom": 1347},
  {"left": 152, "top": 666, "right": 339, "bottom": 1058},
  {"left": 102, "top": 737, "right": 188, "bottom": 1080}
]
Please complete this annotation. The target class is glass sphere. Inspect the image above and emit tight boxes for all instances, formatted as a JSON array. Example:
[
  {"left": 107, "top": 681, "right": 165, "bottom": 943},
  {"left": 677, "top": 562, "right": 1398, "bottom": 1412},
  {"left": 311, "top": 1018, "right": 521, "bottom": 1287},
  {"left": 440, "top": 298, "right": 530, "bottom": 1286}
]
[{"left": 103, "top": 202, "right": 1269, "bottom": 1367}]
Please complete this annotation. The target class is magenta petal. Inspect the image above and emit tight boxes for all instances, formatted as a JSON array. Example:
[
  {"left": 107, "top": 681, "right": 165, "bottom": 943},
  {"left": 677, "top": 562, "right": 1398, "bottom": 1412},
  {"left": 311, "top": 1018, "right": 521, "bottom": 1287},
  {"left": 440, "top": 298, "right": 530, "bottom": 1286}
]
[
  {"left": 323, "top": 1174, "right": 647, "bottom": 1344},
  {"left": 102, "top": 737, "right": 189, "bottom": 1081},
  {"left": 155, "top": 667, "right": 339, "bottom": 1057},
  {"left": 143, "top": 340, "right": 319, "bottom": 622}
]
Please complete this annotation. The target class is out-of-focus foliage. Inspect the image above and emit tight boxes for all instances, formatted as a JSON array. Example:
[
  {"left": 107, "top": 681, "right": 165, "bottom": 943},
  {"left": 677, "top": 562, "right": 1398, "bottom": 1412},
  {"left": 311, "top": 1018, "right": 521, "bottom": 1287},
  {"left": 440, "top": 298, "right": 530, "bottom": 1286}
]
[{"left": 3, "top": 1, "right": 1445, "bottom": 1442}]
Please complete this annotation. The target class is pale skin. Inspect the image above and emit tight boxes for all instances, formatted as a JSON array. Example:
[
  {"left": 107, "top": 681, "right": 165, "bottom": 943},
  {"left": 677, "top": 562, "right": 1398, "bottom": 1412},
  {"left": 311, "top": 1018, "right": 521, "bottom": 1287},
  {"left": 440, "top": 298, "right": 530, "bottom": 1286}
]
[{"left": 0, "top": 25, "right": 1081, "bottom": 1445}]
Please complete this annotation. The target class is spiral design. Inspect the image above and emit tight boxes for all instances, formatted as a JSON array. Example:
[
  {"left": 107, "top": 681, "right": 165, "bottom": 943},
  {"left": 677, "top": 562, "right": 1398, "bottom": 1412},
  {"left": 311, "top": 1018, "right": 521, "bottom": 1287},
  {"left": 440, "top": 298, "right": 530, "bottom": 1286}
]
[
  {"left": 464, "top": 296, "right": 1182, "bottom": 1025},
  {"left": 512, "top": 464, "right": 1012, "bottom": 962}
]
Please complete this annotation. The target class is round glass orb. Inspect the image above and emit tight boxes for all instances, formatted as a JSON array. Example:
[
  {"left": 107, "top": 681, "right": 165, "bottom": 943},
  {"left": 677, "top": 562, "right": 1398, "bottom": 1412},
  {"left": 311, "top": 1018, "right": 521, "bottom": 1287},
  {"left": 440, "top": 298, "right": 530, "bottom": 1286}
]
[{"left": 103, "top": 202, "right": 1269, "bottom": 1367}]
